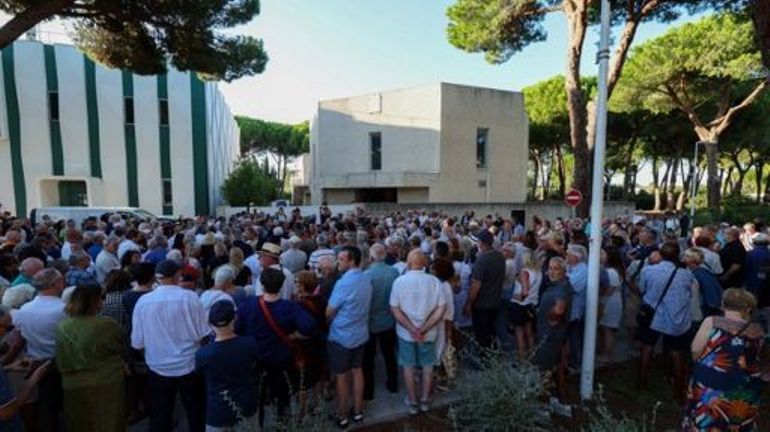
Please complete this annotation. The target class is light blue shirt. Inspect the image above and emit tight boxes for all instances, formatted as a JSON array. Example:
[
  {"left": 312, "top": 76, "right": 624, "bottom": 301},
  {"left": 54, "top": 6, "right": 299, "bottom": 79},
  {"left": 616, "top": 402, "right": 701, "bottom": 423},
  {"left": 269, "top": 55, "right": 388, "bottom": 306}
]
[
  {"left": 365, "top": 262, "right": 399, "bottom": 333},
  {"left": 640, "top": 261, "right": 693, "bottom": 337},
  {"left": 328, "top": 268, "right": 373, "bottom": 349},
  {"left": 568, "top": 262, "right": 587, "bottom": 322}
]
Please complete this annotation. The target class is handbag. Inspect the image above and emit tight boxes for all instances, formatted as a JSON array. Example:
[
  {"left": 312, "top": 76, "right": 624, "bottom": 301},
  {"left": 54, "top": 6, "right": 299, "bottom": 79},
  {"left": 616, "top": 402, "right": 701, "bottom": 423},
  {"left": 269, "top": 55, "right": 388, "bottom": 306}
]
[
  {"left": 258, "top": 296, "right": 305, "bottom": 368},
  {"left": 636, "top": 268, "right": 678, "bottom": 328}
]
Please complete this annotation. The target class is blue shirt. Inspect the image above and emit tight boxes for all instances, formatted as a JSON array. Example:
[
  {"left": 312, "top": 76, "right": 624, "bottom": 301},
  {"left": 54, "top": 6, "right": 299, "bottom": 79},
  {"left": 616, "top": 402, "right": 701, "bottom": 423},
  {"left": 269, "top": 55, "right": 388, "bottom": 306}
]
[
  {"left": 87, "top": 244, "right": 102, "bottom": 263},
  {"left": 365, "top": 262, "right": 398, "bottom": 333},
  {"left": 143, "top": 248, "right": 167, "bottom": 265},
  {"left": 65, "top": 268, "right": 99, "bottom": 288},
  {"left": 568, "top": 262, "right": 587, "bottom": 322},
  {"left": 640, "top": 261, "right": 693, "bottom": 336},
  {"left": 195, "top": 336, "right": 259, "bottom": 428},
  {"left": 235, "top": 296, "right": 315, "bottom": 365},
  {"left": 328, "top": 269, "right": 373, "bottom": 349}
]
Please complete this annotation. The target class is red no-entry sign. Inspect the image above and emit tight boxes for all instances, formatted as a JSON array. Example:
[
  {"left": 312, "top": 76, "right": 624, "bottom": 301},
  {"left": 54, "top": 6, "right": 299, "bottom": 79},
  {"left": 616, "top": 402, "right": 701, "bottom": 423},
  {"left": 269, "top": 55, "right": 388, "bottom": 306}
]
[{"left": 565, "top": 189, "right": 582, "bottom": 207}]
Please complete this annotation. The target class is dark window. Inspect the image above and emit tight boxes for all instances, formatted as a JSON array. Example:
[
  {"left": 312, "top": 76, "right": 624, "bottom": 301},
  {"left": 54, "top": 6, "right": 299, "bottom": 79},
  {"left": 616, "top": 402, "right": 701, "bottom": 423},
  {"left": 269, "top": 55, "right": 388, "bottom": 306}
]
[
  {"left": 370, "top": 132, "right": 382, "bottom": 171},
  {"left": 124, "top": 97, "right": 134, "bottom": 125},
  {"left": 162, "top": 179, "right": 173, "bottom": 206},
  {"left": 48, "top": 91, "right": 59, "bottom": 121},
  {"left": 159, "top": 99, "right": 169, "bottom": 126},
  {"left": 477, "top": 128, "right": 488, "bottom": 168}
]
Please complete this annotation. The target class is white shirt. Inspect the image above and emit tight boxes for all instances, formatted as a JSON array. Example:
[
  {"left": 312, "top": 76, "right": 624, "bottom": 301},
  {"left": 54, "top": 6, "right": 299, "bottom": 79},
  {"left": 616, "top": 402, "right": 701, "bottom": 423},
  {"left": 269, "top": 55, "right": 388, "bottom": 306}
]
[
  {"left": 513, "top": 268, "right": 541, "bottom": 306},
  {"left": 13, "top": 295, "right": 65, "bottom": 360},
  {"left": 252, "top": 265, "right": 295, "bottom": 300},
  {"left": 308, "top": 248, "right": 336, "bottom": 272},
  {"left": 117, "top": 239, "right": 140, "bottom": 261},
  {"left": 131, "top": 285, "right": 210, "bottom": 377},
  {"left": 697, "top": 246, "right": 724, "bottom": 275},
  {"left": 440, "top": 281, "right": 455, "bottom": 321},
  {"left": 94, "top": 250, "right": 120, "bottom": 286},
  {"left": 199, "top": 289, "right": 235, "bottom": 312},
  {"left": 393, "top": 261, "right": 408, "bottom": 276},
  {"left": 389, "top": 270, "right": 445, "bottom": 342},
  {"left": 244, "top": 255, "right": 261, "bottom": 282},
  {"left": 60, "top": 241, "right": 73, "bottom": 261}
]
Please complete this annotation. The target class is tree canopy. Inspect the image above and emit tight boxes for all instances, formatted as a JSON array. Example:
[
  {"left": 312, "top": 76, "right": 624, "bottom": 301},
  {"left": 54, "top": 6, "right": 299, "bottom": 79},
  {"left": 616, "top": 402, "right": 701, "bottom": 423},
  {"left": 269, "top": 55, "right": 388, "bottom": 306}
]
[
  {"left": 220, "top": 157, "right": 279, "bottom": 207},
  {"left": 1, "top": 0, "right": 268, "bottom": 81}
]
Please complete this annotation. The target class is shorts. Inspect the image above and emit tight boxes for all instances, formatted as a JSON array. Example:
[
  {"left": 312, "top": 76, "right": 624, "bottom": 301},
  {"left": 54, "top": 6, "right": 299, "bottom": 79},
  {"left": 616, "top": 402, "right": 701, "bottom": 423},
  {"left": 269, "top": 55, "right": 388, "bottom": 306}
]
[
  {"left": 327, "top": 340, "right": 365, "bottom": 375},
  {"left": 397, "top": 338, "right": 437, "bottom": 368},
  {"left": 635, "top": 326, "right": 691, "bottom": 353},
  {"left": 509, "top": 303, "right": 535, "bottom": 327}
]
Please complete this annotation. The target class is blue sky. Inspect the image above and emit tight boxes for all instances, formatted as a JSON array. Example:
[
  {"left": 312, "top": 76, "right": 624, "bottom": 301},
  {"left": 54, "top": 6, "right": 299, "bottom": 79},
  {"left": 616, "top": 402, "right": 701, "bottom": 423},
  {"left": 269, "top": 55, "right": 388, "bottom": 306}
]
[{"left": 221, "top": 0, "right": 706, "bottom": 123}]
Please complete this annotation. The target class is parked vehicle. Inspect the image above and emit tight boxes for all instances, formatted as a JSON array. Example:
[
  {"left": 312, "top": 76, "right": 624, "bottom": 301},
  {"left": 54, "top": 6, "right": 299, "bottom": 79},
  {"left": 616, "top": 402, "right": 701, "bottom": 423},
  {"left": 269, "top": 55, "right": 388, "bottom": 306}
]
[{"left": 30, "top": 207, "right": 160, "bottom": 226}]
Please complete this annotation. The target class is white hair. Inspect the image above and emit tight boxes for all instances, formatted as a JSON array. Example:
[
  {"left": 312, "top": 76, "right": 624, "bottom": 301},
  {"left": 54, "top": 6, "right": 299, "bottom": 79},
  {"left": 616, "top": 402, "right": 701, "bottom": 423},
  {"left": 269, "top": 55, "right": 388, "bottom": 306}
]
[
  {"left": 369, "top": 244, "right": 386, "bottom": 262},
  {"left": 2, "top": 284, "right": 35, "bottom": 309},
  {"left": 214, "top": 264, "right": 236, "bottom": 286},
  {"left": 166, "top": 249, "right": 183, "bottom": 262},
  {"left": 567, "top": 244, "right": 587, "bottom": 262}
]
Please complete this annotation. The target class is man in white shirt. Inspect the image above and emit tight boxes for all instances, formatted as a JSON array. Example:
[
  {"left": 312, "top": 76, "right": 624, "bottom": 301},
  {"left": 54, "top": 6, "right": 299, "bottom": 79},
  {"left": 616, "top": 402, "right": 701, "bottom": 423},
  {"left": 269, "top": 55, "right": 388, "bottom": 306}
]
[
  {"left": 94, "top": 236, "right": 120, "bottom": 287},
  {"left": 200, "top": 265, "right": 236, "bottom": 311},
  {"left": 252, "top": 243, "right": 294, "bottom": 299},
  {"left": 308, "top": 234, "right": 336, "bottom": 272},
  {"left": 389, "top": 250, "right": 446, "bottom": 414},
  {"left": 131, "top": 259, "right": 210, "bottom": 432}
]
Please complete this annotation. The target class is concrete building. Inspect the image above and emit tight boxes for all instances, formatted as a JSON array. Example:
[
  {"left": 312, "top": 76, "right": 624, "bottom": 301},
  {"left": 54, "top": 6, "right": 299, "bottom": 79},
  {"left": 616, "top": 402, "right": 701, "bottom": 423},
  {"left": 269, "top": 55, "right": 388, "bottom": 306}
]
[
  {"left": 300, "top": 83, "right": 528, "bottom": 205},
  {"left": 0, "top": 40, "right": 239, "bottom": 217}
]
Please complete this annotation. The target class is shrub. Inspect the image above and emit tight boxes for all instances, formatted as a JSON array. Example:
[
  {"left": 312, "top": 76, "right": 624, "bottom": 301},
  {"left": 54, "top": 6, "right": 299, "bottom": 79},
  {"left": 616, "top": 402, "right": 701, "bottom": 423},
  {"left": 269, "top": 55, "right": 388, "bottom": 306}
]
[{"left": 582, "top": 388, "right": 660, "bottom": 432}]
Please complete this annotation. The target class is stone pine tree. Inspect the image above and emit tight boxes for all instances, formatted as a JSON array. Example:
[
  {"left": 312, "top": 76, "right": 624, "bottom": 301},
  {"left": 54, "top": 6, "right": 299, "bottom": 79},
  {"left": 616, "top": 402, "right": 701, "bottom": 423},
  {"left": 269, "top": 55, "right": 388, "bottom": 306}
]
[
  {"left": 614, "top": 13, "right": 767, "bottom": 212},
  {"left": 446, "top": 0, "right": 705, "bottom": 216},
  {"left": 0, "top": 0, "right": 268, "bottom": 81}
]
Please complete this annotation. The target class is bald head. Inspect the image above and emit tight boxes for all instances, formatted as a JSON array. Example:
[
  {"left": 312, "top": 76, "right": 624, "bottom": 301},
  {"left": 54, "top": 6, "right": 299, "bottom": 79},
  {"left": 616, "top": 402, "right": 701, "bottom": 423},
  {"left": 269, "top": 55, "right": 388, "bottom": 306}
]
[
  {"left": 20, "top": 257, "right": 44, "bottom": 278},
  {"left": 407, "top": 249, "right": 427, "bottom": 270}
]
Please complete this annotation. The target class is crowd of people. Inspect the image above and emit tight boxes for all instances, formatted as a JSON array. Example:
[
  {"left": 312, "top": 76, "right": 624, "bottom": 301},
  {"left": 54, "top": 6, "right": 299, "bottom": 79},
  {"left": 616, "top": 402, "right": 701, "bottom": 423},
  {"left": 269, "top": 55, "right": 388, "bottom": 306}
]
[{"left": 0, "top": 205, "right": 767, "bottom": 431}]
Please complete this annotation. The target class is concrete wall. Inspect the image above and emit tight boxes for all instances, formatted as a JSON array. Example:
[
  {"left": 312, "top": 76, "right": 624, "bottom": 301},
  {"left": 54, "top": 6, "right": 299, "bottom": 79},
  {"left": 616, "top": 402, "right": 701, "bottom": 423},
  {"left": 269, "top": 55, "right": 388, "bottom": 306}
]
[{"left": 432, "top": 83, "right": 529, "bottom": 203}]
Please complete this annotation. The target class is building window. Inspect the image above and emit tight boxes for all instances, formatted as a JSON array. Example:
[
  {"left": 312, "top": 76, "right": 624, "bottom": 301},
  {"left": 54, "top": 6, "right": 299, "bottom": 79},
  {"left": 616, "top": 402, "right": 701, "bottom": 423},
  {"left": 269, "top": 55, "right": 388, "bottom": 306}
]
[
  {"left": 477, "top": 128, "right": 488, "bottom": 168},
  {"left": 159, "top": 99, "right": 169, "bottom": 126},
  {"left": 124, "top": 97, "right": 134, "bottom": 125},
  {"left": 48, "top": 91, "right": 59, "bottom": 121},
  {"left": 162, "top": 179, "right": 173, "bottom": 206},
  {"left": 370, "top": 132, "right": 382, "bottom": 171}
]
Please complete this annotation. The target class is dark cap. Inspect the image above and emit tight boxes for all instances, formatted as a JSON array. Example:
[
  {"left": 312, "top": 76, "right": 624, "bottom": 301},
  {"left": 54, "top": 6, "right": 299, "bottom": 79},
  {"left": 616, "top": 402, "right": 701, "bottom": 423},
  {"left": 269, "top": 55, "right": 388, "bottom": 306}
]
[
  {"left": 155, "top": 259, "right": 182, "bottom": 278},
  {"left": 477, "top": 229, "right": 494, "bottom": 246},
  {"left": 209, "top": 300, "right": 236, "bottom": 327}
]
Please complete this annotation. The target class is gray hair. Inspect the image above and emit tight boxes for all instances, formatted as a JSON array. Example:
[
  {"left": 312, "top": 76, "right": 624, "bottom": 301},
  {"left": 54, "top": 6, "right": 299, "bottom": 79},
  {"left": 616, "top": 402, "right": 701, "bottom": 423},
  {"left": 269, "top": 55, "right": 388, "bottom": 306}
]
[
  {"left": 683, "top": 247, "right": 704, "bottom": 265},
  {"left": 31, "top": 268, "right": 62, "bottom": 292},
  {"left": 567, "top": 244, "right": 588, "bottom": 262},
  {"left": 19, "top": 257, "right": 44, "bottom": 276},
  {"left": 2, "top": 285, "right": 35, "bottom": 309},
  {"left": 68, "top": 250, "right": 90, "bottom": 267},
  {"left": 549, "top": 256, "right": 568, "bottom": 272},
  {"left": 369, "top": 244, "right": 386, "bottom": 262},
  {"left": 104, "top": 235, "right": 121, "bottom": 247},
  {"left": 318, "top": 254, "right": 337, "bottom": 270},
  {"left": 214, "top": 264, "right": 236, "bottom": 286},
  {"left": 316, "top": 234, "right": 329, "bottom": 247},
  {"left": 166, "top": 249, "right": 183, "bottom": 262}
]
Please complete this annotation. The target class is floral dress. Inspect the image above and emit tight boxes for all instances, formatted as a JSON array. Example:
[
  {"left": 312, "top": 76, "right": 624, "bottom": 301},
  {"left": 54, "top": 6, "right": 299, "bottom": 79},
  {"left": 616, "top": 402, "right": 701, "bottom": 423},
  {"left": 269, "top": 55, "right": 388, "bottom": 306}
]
[{"left": 681, "top": 317, "right": 765, "bottom": 431}]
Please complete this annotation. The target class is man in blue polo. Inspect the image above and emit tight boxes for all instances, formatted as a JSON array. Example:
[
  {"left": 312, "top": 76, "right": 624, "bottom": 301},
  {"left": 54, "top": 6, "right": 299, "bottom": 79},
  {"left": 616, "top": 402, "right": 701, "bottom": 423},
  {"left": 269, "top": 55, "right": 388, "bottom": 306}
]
[{"left": 326, "top": 245, "right": 372, "bottom": 428}]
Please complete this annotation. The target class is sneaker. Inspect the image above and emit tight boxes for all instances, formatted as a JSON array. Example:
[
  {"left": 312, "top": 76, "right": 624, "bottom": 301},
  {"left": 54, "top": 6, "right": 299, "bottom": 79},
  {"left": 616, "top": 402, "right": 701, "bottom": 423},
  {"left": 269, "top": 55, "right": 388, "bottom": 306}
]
[
  {"left": 352, "top": 411, "right": 364, "bottom": 424},
  {"left": 405, "top": 397, "right": 419, "bottom": 415},
  {"left": 420, "top": 399, "right": 430, "bottom": 413},
  {"left": 548, "top": 397, "right": 572, "bottom": 418},
  {"left": 335, "top": 417, "right": 349, "bottom": 429}
]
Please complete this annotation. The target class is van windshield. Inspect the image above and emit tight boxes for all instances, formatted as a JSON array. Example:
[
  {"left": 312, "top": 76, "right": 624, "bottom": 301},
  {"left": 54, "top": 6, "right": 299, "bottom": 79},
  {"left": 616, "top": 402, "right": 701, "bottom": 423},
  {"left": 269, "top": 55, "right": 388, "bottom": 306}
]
[{"left": 132, "top": 209, "right": 157, "bottom": 220}]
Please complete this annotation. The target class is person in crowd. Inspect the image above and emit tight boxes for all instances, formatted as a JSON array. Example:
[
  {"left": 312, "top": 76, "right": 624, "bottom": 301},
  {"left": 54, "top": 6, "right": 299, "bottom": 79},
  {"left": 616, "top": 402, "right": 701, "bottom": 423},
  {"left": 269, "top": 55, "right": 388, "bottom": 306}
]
[
  {"left": 694, "top": 235, "right": 724, "bottom": 276},
  {"left": 362, "top": 243, "right": 399, "bottom": 401},
  {"left": 95, "top": 236, "right": 120, "bottom": 287},
  {"left": 120, "top": 249, "right": 142, "bottom": 272},
  {"left": 11, "top": 258, "right": 44, "bottom": 287},
  {"left": 0, "top": 254, "right": 18, "bottom": 292},
  {"left": 130, "top": 259, "right": 210, "bottom": 432},
  {"left": 200, "top": 265, "right": 237, "bottom": 312},
  {"left": 123, "top": 262, "right": 155, "bottom": 423},
  {"left": 450, "top": 246, "right": 472, "bottom": 344},
  {"left": 142, "top": 235, "right": 168, "bottom": 265},
  {"left": 308, "top": 234, "right": 335, "bottom": 273},
  {"left": 229, "top": 247, "right": 252, "bottom": 288},
  {"left": 64, "top": 251, "right": 98, "bottom": 288},
  {"left": 682, "top": 288, "right": 766, "bottom": 430},
  {"left": 117, "top": 228, "right": 141, "bottom": 262},
  {"left": 56, "top": 284, "right": 125, "bottom": 432},
  {"left": 510, "top": 250, "right": 541, "bottom": 362},
  {"left": 326, "top": 246, "right": 372, "bottom": 428},
  {"left": 744, "top": 233, "right": 770, "bottom": 304},
  {"left": 235, "top": 268, "right": 315, "bottom": 426},
  {"left": 532, "top": 257, "right": 572, "bottom": 417},
  {"left": 59, "top": 228, "right": 81, "bottom": 262},
  {"left": 598, "top": 247, "right": 624, "bottom": 364},
  {"left": 196, "top": 300, "right": 260, "bottom": 430},
  {"left": 293, "top": 270, "right": 327, "bottom": 412},
  {"left": 719, "top": 227, "right": 746, "bottom": 289},
  {"left": 564, "top": 244, "right": 588, "bottom": 369},
  {"left": 463, "top": 230, "right": 505, "bottom": 353},
  {"left": 2, "top": 283, "right": 35, "bottom": 310},
  {"left": 281, "top": 236, "right": 308, "bottom": 274},
  {"left": 636, "top": 242, "right": 694, "bottom": 403},
  {"left": 317, "top": 255, "right": 339, "bottom": 301},
  {"left": 683, "top": 248, "right": 722, "bottom": 318},
  {"left": 100, "top": 270, "right": 132, "bottom": 333},
  {"left": 254, "top": 243, "right": 295, "bottom": 300},
  {"left": 430, "top": 257, "right": 456, "bottom": 386},
  {"left": 390, "top": 250, "right": 446, "bottom": 414}
]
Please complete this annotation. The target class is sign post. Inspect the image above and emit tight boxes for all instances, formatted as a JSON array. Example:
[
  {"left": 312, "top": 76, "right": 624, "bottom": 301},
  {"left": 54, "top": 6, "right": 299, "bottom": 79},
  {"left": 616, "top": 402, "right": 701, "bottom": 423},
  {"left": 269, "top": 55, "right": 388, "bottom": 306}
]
[{"left": 565, "top": 189, "right": 582, "bottom": 219}]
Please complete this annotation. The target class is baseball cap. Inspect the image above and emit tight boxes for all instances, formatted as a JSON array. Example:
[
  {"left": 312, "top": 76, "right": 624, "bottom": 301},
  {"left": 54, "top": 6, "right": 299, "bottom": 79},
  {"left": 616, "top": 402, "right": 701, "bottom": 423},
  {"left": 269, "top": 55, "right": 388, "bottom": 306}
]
[
  {"left": 209, "top": 300, "right": 235, "bottom": 327},
  {"left": 155, "top": 259, "right": 182, "bottom": 278},
  {"left": 477, "top": 229, "right": 494, "bottom": 246}
]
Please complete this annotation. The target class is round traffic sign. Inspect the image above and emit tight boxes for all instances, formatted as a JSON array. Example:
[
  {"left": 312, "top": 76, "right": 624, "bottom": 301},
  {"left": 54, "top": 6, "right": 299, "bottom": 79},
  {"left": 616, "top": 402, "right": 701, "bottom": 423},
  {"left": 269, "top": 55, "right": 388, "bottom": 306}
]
[{"left": 565, "top": 189, "right": 582, "bottom": 207}]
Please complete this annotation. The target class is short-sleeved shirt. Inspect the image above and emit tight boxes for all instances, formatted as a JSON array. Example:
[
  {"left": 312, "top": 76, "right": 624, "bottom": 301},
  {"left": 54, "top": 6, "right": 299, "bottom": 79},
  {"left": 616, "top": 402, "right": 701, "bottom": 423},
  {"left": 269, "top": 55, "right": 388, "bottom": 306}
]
[
  {"left": 389, "top": 270, "right": 446, "bottom": 342},
  {"left": 719, "top": 240, "right": 746, "bottom": 288},
  {"left": 195, "top": 337, "right": 260, "bottom": 428},
  {"left": 568, "top": 262, "right": 588, "bottom": 322},
  {"left": 640, "top": 261, "right": 694, "bottom": 337},
  {"left": 536, "top": 279, "right": 573, "bottom": 341},
  {"left": 471, "top": 249, "right": 506, "bottom": 310},
  {"left": 365, "top": 262, "right": 399, "bottom": 333},
  {"left": 328, "top": 269, "right": 373, "bottom": 349},
  {"left": 13, "top": 295, "right": 66, "bottom": 359}
]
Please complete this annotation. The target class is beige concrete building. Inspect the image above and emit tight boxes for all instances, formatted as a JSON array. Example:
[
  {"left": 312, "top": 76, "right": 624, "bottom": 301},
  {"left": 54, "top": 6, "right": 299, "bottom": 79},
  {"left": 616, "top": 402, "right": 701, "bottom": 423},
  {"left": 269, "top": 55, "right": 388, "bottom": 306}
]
[{"left": 297, "top": 83, "right": 528, "bottom": 205}]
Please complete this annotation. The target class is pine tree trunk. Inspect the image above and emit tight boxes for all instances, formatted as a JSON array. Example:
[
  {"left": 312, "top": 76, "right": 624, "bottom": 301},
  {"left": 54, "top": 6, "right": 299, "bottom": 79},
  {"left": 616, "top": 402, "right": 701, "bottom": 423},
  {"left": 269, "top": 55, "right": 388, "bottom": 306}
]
[
  {"left": 756, "top": 160, "right": 765, "bottom": 202},
  {"left": 556, "top": 145, "right": 566, "bottom": 197},
  {"left": 667, "top": 157, "right": 679, "bottom": 210},
  {"left": 652, "top": 157, "right": 661, "bottom": 211},
  {"left": 705, "top": 141, "right": 721, "bottom": 210}
]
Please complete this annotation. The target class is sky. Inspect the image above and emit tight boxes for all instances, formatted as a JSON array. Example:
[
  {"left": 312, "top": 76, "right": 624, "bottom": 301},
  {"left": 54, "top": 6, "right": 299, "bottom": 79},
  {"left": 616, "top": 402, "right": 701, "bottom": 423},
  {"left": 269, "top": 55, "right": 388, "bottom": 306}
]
[{"left": 219, "top": 0, "right": 707, "bottom": 124}]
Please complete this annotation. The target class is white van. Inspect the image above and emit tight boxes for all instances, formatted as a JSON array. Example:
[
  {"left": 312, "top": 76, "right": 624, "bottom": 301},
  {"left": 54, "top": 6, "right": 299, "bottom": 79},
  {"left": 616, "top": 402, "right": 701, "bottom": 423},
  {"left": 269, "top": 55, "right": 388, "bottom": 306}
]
[{"left": 30, "top": 207, "right": 160, "bottom": 226}]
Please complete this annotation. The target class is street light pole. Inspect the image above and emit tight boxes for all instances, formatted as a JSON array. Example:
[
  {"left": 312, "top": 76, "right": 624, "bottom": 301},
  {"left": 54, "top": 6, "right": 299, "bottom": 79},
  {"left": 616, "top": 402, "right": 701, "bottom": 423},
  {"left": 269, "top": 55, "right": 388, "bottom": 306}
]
[
  {"left": 689, "top": 141, "right": 706, "bottom": 231},
  {"left": 580, "top": 0, "right": 611, "bottom": 401}
]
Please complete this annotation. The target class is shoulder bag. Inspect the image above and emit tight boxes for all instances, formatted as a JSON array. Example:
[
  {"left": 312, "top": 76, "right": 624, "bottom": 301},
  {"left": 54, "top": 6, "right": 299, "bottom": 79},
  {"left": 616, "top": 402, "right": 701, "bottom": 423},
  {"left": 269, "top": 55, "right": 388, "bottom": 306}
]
[
  {"left": 636, "top": 268, "right": 677, "bottom": 329},
  {"left": 258, "top": 296, "right": 305, "bottom": 368}
]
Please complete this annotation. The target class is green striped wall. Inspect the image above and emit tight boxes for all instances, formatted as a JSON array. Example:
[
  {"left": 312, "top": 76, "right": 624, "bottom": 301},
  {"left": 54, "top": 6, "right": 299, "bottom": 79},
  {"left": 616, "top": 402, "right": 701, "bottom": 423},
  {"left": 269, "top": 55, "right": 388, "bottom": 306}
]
[
  {"left": 157, "top": 74, "right": 172, "bottom": 215},
  {"left": 84, "top": 58, "right": 102, "bottom": 178},
  {"left": 190, "top": 74, "right": 209, "bottom": 215},
  {"left": 43, "top": 45, "right": 63, "bottom": 175},
  {"left": 122, "top": 71, "right": 139, "bottom": 207},
  {"left": 2, "top": 45, "right": 25, "bottom": 216}
]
